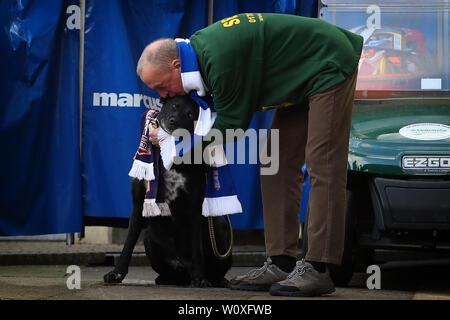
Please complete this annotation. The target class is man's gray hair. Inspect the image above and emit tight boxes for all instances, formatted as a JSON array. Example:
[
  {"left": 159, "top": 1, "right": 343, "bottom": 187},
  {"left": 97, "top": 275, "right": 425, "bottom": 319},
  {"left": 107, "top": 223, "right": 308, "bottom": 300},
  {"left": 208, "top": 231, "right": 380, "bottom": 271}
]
[{"left": 136, "top": 38, "right": 179, "bottom": 76}]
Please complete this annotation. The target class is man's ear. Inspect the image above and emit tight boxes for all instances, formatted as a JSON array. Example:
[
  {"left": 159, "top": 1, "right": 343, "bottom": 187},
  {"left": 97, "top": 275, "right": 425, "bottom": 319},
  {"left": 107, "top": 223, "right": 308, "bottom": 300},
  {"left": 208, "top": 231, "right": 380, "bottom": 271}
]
[{"left": 172, "top": 58, "right": 181, "bottom": 70}]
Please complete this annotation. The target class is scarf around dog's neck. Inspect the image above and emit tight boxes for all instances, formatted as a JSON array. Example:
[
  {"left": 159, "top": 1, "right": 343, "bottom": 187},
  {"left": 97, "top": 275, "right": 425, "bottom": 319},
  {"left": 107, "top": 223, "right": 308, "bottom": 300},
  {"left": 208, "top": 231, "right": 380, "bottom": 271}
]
[
  {"left": 128, "top": 39, "right": 242, "bottom": 218},
  {"left": 128, "top": 110, "right": 171, "bottom": 217}
]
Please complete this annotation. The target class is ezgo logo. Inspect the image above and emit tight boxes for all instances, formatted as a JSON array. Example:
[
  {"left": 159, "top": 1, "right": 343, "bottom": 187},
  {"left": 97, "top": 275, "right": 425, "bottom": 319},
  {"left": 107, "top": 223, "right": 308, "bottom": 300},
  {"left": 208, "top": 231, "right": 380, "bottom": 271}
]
[{"left": 93, "top": 92, "right": 161, "bottom": 109}]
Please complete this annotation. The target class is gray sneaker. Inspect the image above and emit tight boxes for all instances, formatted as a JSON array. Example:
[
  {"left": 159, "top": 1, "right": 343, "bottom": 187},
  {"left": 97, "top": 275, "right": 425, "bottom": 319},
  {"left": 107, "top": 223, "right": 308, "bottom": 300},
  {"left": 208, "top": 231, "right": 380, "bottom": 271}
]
[
  {"left": 228, "top": 258, "right": 289, "bottom": 291},
  {"left": 269, "top": 259, "right": 335, "bottom": 297}
]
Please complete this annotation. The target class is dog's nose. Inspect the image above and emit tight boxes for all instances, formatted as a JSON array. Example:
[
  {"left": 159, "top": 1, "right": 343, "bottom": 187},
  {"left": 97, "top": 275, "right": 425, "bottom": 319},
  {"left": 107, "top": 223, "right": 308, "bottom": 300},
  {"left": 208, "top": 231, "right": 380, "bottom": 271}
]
[{"left": 169, "top": 117, "right": 177, "bottom": 126}]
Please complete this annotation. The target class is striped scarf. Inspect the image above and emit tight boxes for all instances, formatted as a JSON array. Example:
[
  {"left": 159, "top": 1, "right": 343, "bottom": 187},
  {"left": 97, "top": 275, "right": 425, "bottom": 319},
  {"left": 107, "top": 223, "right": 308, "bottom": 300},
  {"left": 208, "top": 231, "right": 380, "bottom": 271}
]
[{"left": 128, "top": 39, "right": 242, "bottom": 218}]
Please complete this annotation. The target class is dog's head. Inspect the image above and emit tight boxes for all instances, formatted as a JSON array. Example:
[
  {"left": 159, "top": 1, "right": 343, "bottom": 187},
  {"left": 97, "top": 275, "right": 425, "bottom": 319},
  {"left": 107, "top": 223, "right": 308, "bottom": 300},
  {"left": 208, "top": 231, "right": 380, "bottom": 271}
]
[{"left": 157, "top": 96, "right": 199, "bottom": 134}]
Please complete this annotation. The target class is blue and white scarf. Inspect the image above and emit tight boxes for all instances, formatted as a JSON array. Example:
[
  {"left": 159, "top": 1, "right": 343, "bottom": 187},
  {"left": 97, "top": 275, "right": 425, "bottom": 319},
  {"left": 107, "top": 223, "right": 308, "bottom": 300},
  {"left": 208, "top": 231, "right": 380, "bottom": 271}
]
[
  {"left": 128, "top": 110, "right": 171, "bottom": 217},
  {"left": 129, "top": 39, "right": 242, "bottom": 218}
]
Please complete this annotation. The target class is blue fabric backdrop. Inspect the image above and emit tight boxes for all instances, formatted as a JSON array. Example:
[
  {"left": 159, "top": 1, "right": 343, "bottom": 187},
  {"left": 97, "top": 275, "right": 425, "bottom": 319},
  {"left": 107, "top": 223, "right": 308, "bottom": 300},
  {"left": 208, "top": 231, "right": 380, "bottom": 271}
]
[
  {"left": 82, "top": 0, "right": 317, "bottom": 228},
  {"left": 81, "top": 0, "right": 209, "bottom": 220},
  {"left": 0, "top": 0, "right": 82, "bottom": 235},
  {"left": 0, "top": 0, "right": 317, "bottom": 235}
]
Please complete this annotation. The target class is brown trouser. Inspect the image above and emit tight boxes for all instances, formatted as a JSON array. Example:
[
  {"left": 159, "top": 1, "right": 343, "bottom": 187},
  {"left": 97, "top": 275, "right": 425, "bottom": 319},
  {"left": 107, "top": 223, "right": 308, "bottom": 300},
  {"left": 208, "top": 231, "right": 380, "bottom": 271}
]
[{"left": 260, "top": 72, "right": 358, "bottom": 265}]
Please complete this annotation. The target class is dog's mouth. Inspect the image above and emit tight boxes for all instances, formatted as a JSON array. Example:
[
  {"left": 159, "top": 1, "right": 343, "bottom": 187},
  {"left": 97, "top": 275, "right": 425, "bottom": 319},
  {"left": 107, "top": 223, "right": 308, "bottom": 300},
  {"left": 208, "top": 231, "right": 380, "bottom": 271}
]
[
  {"left": 156, "top": 114, "right": 195, "bottom": 136},
  {"left": 155, "top": 116, "right": 174, "bottom": 134}
]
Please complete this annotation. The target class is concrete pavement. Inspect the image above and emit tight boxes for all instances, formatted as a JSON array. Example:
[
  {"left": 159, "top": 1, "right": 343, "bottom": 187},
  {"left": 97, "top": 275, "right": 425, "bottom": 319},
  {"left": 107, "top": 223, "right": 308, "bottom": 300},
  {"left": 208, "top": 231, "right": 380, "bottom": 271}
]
[
  {"left": 0, "top": 265, "right": 414, "bottom": 300},
  {"left": 1, "top": 240, "right": 450, "bottom": 301}
]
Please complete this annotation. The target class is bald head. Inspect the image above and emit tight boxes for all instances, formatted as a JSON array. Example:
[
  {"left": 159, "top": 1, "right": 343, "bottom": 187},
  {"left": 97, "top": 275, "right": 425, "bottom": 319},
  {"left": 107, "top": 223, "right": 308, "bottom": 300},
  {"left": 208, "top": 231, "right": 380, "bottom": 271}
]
[
  {"left": 137, "top": 38, "right": 179, "bottom": 76},
  {"left": 138, "top": 38, "right": 185, "bottom": 98}
]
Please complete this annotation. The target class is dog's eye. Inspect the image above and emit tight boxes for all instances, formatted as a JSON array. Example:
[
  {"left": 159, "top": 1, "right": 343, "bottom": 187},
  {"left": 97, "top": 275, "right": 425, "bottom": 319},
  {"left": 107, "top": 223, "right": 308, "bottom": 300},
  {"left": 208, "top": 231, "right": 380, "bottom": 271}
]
[
  {"left": 172, "top": 104, "right": 177, "bottom": 111},
  {"left": 188, "top": 112, "right": 195, "bottom": 120}
]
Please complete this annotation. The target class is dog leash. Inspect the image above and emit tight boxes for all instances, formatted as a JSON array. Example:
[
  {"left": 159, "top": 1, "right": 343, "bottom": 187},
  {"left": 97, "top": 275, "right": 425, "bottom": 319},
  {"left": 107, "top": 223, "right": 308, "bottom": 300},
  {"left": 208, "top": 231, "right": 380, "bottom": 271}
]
[{"left": 208, "top": 216, "right": 233, "bottom": 260}]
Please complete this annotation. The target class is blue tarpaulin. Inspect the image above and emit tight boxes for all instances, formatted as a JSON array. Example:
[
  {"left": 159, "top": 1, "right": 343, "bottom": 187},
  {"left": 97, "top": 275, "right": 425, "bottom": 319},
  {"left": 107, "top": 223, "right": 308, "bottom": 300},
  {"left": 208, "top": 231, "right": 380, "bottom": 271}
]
[
  {"left": 81, "top": 0, "right": 209, "bottom": 222},
  {"left": 81, "top": 0, "right": 317, "bottom": 229},
  {"left": 0, "top": 0, "right": 82, "bottom": 235},
  {"left": 0, "top": 0, "right": 317, "bottom": 235}
]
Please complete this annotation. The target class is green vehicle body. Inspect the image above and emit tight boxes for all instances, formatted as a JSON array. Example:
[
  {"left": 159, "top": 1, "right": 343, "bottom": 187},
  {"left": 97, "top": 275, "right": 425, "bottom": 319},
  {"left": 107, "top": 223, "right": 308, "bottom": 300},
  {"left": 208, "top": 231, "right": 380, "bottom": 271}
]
[
  {"left": 325, "top": 92, "right": 450, "bottom": 286},
  {"left": 349, "top": 93, "right": 450, "bottom": 176},
  {"left": 313, "top": 0, "right": 450, "bottom": 285}
]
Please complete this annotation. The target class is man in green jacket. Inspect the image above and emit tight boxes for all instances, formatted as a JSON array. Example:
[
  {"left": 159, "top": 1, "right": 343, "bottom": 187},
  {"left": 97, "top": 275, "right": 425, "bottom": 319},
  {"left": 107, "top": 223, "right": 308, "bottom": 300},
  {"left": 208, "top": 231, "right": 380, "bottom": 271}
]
[{"left": 137, "top": 13, "right": 363, "bottom": 297}]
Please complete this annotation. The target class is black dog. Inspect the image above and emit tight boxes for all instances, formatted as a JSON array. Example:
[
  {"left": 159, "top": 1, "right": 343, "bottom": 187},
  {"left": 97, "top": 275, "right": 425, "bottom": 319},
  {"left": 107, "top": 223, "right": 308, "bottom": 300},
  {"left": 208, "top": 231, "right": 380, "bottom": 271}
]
[{"left": 104, "top": 96, "right": 232, "bottom": 287}]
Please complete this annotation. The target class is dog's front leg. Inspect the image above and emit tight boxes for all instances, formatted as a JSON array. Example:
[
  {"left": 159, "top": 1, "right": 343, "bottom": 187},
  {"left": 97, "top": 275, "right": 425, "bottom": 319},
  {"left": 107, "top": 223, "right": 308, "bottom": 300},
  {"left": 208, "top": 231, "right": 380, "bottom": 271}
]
[{"left": 104, "top": 179, "right": 146, "bottom": 284}]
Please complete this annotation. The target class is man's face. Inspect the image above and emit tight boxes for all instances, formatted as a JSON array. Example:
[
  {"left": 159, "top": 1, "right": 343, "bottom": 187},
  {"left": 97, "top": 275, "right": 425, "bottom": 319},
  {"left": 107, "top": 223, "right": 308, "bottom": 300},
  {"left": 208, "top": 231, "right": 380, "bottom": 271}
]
[{"left": 140, "top": 60, "right": 186, "bottom": 98}]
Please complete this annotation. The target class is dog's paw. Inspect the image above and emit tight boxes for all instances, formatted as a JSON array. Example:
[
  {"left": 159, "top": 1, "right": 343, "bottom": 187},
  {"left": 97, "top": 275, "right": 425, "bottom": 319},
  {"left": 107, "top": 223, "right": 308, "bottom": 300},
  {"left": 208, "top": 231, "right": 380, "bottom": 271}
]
[
  {"left": 190, "top": 278, "right": 212, "bottom": 288},
  {"left": 215, "top": 278, "right": 229, "bottom": 288},
  {"left": 103, "top": 270, "right": 126, "bottom": 284}
]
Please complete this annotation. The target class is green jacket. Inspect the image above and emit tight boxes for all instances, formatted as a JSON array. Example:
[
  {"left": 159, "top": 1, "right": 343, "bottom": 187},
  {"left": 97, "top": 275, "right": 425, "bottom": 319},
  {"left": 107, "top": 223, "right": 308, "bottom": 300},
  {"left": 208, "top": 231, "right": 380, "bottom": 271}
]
[{"left": 190, "top": 13, "right": 363, "bottom": 135}]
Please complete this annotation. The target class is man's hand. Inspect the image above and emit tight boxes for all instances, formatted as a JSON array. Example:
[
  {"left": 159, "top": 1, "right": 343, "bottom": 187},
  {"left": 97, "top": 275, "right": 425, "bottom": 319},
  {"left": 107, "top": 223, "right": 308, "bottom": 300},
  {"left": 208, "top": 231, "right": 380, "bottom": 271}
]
[{"left": 149, "top": 126, "right": 160, "bottom": 146}]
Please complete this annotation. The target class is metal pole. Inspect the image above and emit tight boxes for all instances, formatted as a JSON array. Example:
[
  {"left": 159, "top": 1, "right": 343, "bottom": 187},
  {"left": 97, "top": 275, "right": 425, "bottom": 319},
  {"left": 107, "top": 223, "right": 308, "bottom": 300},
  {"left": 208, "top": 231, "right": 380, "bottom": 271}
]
[
  {"left": 65, "top": 0, "right": 86, "bottom": 247},
  {"left": 79, "top": 0, "right": 85, "bottom": 159},
  {"left": 78, "top": 0, "right": 86, "bottom": 242},
  {"left": 66, "top": 233, "right": 75, "bottom": 246},
  {"left": 208, "top": 0, "right": 214, "bottom": 25}
]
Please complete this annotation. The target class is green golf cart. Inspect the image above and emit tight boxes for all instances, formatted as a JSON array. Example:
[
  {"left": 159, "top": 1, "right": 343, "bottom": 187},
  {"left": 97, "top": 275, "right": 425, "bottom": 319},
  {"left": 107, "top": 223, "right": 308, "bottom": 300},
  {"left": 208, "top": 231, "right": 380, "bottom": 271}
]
[{"left": 318, "top": 0, "right": 450, "bottom": 285}]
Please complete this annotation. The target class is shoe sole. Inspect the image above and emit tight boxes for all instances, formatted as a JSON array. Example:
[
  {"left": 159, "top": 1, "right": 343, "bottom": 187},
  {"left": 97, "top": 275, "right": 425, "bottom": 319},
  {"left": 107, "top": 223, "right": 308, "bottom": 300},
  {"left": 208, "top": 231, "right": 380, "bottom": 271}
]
[
  {"left": 228, "top": 282, "right": 273, "bottom": 291},
  {"left": 269, "top": 285, "right": 335, "bottom": 297}
]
